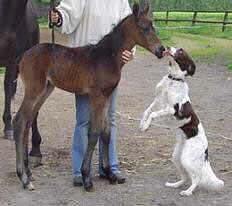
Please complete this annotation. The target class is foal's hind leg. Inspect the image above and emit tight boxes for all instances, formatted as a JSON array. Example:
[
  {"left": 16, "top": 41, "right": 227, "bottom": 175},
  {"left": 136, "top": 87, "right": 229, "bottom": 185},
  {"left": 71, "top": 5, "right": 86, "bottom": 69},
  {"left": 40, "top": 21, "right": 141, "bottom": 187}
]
[
  {"left": 3, "top": 65, "right": 18, "bottom": 139},
  {"left": 29, "top": 82, "right": 54, "bottom": 168},
  {"left": 29, "top": 112, "right": 42, "bottom": 168},
  {"left": 14, "top": 81, "right": 54, "bottom": 189},
  {"left": 13, "top": 99, "right": 38, "bottom": 190}
]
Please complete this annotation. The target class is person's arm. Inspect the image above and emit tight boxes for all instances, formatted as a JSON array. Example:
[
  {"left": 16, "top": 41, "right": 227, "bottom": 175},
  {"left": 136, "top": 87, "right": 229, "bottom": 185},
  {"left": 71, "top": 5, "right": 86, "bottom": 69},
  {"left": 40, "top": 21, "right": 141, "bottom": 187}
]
[
  {"left": 54, "top": 0, "right": 87, "bottom": 34},
  {"left": 121, "top": 0, "right": 136, "bottom": 63}
]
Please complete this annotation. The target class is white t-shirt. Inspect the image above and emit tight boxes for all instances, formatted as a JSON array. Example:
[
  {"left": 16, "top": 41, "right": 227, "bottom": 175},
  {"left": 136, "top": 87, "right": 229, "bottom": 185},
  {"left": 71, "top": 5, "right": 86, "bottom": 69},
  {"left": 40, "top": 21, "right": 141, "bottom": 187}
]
[{"left": 57, "top": 0, "right": 132, "bottom": 47}]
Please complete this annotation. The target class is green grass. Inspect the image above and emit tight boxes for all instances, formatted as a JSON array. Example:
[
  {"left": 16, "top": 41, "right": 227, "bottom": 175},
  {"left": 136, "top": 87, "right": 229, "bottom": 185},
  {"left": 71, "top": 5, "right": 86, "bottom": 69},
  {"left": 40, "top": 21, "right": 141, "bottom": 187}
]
[
  {"left": 36, "top": 0, "right": 50, "bottom": 4},
  {"left": 0, "top": 67, "right": 5, "bottom": 74},
  {"left": 38, "top": 16, "right": 49, "bottom": 28},
  {"left": 152, "top": 12, "right": 232, "bottom": 69},
  {"left": 229, "top": 60, "right": 232, "bottom": 70}
]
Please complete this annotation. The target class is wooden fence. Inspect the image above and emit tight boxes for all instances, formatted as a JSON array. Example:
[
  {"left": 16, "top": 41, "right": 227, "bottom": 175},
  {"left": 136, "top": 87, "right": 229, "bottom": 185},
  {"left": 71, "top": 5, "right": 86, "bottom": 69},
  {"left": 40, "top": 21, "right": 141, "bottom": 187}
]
[{"left": 153, "top": 10, "right": 232, "bottom": 32}]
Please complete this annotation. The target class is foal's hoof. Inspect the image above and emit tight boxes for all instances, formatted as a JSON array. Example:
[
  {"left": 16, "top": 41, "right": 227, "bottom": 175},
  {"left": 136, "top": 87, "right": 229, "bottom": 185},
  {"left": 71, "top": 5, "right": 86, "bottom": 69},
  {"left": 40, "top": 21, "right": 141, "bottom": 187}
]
[
  {"left": 23, "top": 182, "right": 35, "bottom": 191},
  {"left": 29, "top": 155, "right": 42, "bottom": 168},
  {"left": 28, "top": 174, "right": 35, "bottom": 182},
  {"left": 22, "top": 177, "right": 35, "bottom": 191},
  {"left": 108, "top": 173, "right": 118, "bottom": 185},
  {"left": 4, "top": 130, "right": 14, "bottom": 140},
  {"left": 84, "top": 181, "right": 93, "bottom": 192}
]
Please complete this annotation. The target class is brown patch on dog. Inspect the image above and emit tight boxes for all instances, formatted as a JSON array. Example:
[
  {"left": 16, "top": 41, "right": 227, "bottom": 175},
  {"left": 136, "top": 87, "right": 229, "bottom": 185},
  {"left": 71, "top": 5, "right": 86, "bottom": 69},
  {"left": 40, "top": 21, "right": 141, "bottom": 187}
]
[
  {"left": 174, "top": 101, "right": 199, "bottom": 138},
  {"left": 174, "top": 48, "right": 196, "bottom": 76}
]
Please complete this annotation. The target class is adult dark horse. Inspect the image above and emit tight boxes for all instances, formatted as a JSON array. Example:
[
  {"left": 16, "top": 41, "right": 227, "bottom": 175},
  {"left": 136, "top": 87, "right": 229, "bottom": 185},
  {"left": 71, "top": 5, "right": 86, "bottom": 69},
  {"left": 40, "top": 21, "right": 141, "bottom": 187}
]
[
  {"left": 0, "top": 0, "right": 39, "bottom": 141},
  {"left": 13, "top": 3, "right": 165, "bottom": 191}
]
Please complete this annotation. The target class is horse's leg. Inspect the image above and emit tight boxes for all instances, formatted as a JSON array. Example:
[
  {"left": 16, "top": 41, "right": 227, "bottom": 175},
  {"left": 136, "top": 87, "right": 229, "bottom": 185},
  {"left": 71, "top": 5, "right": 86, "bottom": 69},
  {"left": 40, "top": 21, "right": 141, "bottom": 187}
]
[
  {"left": 29, "top": 82, "right": 54, "bottom": 168},
  {"left": 3, "top": 65, "right": 18, "bottom": 140},
  {"left": 29, "top": 112, "right": 42, "bottom": 168},
  {"left": 13, "top": 80, "right": 54, "bottom": 189},
  {"left": 13, "top": 99, "right": 37, "bottom": 190},
  {"left": 81, "top": 93, "right": 107, "bottom": 191},
  {"left": 100, "top": 99, "right": 117, "bottom": 184}
]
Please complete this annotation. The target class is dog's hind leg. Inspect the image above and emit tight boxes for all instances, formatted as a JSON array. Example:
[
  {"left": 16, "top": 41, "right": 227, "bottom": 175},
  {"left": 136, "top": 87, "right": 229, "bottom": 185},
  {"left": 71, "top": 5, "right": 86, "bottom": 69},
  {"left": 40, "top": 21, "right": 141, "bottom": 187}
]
[
  {"left": 179, "top": 176, "right": 200, "bottom": 196},
  {"left": 165, "top": 131, "right": 188, "bottom": 188},
  {"left": 179, "top": 154, "right": 201, "bottom": 196}
]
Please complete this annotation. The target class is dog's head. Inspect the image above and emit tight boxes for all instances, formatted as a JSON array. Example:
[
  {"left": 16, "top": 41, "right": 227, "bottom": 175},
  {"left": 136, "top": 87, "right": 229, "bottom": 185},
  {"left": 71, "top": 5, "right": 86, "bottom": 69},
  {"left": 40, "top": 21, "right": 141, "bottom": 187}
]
[{"left": 164, "top": 47, "right": 196, "bottom": 77}]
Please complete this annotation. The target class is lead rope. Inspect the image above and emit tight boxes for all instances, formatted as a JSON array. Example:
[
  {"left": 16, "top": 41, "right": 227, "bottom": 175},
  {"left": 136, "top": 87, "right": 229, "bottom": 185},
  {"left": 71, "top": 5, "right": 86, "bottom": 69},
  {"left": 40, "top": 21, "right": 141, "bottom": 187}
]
[{"left": 49, "top": 0, "right": 57, "bottom": 78}]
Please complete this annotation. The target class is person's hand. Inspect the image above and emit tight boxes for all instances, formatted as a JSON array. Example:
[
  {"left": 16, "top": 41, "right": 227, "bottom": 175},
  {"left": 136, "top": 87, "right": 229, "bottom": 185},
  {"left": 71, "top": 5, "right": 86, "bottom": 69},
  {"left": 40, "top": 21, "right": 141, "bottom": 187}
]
[
  {"left": 50, "top": 10, "right": 60, "bottom": 24},
  {"left": 122, "top": 49, "right": 134, "bottom": 64}
]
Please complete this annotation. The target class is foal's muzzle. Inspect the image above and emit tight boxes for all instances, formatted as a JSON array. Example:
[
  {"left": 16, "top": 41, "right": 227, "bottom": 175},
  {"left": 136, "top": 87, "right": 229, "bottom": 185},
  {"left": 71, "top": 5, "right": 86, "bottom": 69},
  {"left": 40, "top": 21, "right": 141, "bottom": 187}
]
[{"left": 155, "top": 45, "right": 165, "bottom": 59}]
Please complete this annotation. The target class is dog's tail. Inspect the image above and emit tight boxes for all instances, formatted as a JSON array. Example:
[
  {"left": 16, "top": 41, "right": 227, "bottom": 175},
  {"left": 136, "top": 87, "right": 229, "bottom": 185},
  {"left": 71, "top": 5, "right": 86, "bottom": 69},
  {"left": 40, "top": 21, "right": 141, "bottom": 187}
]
[{"left": 199, "top": 161, "right": 224, "bottom": 191}]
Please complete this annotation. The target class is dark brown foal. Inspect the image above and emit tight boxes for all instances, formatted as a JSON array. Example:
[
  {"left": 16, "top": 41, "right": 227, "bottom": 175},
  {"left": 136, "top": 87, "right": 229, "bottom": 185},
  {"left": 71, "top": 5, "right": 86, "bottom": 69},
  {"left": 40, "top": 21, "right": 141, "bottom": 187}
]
[{"left": 13, "top": 3, "right": 165, "bottom": 191}]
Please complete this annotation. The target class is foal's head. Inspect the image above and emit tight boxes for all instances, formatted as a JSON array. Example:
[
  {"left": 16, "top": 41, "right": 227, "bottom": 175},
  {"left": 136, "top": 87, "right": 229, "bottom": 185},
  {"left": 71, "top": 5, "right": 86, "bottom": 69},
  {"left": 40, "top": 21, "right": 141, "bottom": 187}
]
[{"left": 130, "top": 3, "right": 165, "bottom": 59}]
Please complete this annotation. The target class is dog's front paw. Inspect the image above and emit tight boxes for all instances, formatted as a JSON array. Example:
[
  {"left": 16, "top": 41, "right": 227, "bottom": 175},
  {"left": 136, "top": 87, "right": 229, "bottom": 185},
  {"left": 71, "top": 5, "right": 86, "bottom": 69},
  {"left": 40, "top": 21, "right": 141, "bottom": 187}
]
[
  {"left": 165, "top": 180, "right": 185, "bottom": 188},
  {"left": 142, "top": 110, "right": 151, "bottom": 122},
  {"left": 140, "top": 121, "right": 149, "bottom": 132},
  {"left": 179, "top": 190, "right": 192, "bottom": 196}
]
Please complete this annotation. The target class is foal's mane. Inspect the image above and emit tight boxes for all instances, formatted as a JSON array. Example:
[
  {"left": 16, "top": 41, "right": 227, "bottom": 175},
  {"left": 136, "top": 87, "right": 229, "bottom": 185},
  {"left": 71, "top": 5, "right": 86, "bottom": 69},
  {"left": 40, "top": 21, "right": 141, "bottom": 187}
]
[{"left": 85, "top": 15, "right": 131, "bottom": 62}]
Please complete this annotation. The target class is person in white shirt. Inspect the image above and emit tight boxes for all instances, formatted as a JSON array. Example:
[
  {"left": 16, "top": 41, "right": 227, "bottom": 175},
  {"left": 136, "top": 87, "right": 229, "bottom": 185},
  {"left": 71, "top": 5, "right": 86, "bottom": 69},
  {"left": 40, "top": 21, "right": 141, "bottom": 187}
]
[{"left": 50, "top": 0, "right": 135, "bottom": 186}]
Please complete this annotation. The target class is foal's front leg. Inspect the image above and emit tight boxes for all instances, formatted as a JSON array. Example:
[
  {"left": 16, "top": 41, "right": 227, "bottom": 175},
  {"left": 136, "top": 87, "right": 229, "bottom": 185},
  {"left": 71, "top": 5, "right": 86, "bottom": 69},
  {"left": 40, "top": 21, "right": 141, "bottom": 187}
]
[
  {"left": 100, "top": 99, "right": 117, "bottom": 184},
  {"left": 81, "top": 94, "right": 107, "bottom": 191}
]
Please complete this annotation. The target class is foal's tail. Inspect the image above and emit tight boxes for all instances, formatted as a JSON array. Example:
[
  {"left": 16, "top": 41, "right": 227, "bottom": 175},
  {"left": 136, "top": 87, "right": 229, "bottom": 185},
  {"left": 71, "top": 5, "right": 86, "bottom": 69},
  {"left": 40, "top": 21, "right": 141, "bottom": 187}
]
[
  {"left": 200, "top": 161, "right": 224, "bottom": 191},
  {"left": 9, "top": 55, "right": 22, "bottom": 99}
]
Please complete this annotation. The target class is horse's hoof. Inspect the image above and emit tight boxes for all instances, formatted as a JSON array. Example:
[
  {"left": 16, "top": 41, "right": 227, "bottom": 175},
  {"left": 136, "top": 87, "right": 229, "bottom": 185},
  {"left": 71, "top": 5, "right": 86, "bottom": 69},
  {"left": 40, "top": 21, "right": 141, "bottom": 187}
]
[
  {"left": 84, "top": 181, "right": 93, "bottom": 192},
  {"left": 29, "top": 155, "right": 42, "bottom": 168},
  {"left": 108, "top": 173, "right": 117, "bottom": 185},
  {"left": 27, "top": 182, "right": 35, "bottom": 191},
  {"left": 4, "top": 130, "right": 14, "bottom": 140},
  {"left": 23, "top": 181, "right": 35, "bottom": 191},
  {"left": 28, "top": 174, "right": 35, "bottom": 182}
]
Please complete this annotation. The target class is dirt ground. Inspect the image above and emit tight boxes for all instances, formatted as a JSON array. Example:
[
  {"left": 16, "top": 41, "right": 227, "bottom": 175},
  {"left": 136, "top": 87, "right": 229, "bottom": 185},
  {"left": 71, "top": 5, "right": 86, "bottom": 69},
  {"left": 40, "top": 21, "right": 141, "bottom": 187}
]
[{"left": 0, "top": 29, "right": 232, "bottom": 206}]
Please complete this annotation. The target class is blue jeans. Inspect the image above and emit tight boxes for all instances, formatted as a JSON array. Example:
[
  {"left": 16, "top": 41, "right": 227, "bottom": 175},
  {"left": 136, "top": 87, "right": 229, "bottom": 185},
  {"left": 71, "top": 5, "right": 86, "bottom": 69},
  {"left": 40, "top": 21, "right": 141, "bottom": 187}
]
[{"left": 72, "top": 87, "right": 119, "bottom": 178}]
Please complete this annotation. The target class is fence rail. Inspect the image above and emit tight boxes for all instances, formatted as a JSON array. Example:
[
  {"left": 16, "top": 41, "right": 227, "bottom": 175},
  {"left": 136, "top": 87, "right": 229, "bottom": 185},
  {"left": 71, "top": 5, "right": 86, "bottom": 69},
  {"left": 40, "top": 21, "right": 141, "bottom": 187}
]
[{"left": 153, "top": 10, "right": 232, "bottom": 32}]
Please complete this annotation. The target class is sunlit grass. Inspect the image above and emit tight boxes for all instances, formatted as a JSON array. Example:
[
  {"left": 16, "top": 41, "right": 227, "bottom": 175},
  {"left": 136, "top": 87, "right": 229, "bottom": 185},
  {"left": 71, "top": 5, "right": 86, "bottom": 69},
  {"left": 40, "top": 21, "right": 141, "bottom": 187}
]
[
  {"left": 152, "top": 12, "right": 232, "bottom": 69},
  {"left": 0, "top": 67, "right": 5, "bottom": 74}
]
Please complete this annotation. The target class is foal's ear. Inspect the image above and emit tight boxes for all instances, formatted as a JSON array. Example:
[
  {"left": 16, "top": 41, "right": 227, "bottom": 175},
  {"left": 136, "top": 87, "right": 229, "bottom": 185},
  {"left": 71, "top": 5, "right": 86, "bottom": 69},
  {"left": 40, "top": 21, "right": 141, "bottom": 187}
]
[
  {"left": 133, "top": 3, "right": 140, "bottom": 19},
  {"left": 143, "top": 5, "right": 150, "bottom": 16}
]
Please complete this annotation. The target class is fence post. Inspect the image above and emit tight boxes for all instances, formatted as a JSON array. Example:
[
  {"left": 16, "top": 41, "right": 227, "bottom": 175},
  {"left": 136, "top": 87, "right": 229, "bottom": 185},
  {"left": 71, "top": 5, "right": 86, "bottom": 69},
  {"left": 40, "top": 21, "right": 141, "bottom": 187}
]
[
  {"left": 222, "top": 12, "right": 229, "bottom": 32},
  {"left": 166, "top": 11, "right": 169, "bottom": 25},
  {"left": 192, "top": 11, "right": 198, "bottom": 26}
]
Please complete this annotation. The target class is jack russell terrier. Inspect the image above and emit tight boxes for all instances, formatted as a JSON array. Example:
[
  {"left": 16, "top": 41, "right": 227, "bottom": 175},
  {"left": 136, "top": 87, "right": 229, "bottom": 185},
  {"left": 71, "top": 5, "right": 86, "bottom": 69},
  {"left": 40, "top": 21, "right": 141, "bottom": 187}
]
[{"left": 140, "top": 47, "right": 224, "bottom": 196}]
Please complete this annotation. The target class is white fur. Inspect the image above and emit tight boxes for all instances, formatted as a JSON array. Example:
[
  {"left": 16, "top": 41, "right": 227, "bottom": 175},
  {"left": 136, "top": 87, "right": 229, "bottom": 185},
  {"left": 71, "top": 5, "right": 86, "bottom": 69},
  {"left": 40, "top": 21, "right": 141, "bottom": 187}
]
[{"left": 140, "top": 48, "right": 224, "bottom": 196}]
